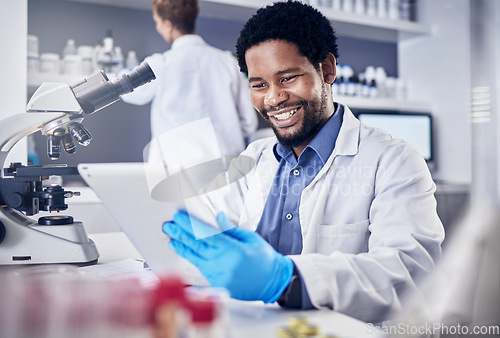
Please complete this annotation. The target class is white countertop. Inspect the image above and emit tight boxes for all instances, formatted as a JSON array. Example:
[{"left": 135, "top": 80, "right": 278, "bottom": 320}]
[{"left": 87, "top": 232, "right": 382, "bottom": 338}]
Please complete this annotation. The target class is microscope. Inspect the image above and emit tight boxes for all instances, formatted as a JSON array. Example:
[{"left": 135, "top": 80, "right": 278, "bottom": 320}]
[{"left": 0, "top": 63, "right": 155, "bottom": 265}]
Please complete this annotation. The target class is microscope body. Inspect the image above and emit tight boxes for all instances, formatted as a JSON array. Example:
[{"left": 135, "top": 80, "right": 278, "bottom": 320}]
[
  {"left": 0, "top": 110, "right": 99, "bottom": 265},
  {"left": 0, "top": 64, "right": 155, "bottom": 265}
]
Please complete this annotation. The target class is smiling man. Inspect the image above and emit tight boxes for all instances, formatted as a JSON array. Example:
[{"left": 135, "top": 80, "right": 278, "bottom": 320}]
[
  {"left": 162, "top": 1, "right": 445, "bottom": 323},
  {"left": 246, "top": 39, "right": 336, "bottom": 156}
]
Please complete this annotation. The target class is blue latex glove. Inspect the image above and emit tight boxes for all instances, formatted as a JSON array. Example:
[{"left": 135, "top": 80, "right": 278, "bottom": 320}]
[{"left": 162, "top": 210, "right": 294, "bottom": 303}]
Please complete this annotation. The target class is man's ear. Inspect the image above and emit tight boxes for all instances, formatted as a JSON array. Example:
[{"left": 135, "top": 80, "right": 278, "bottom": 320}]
[
  {"left": 163, "top": 19, "right": 173, "bottom": 32},
  {"left": 321, "top": 53, "right": 337, "bottom": 84}
]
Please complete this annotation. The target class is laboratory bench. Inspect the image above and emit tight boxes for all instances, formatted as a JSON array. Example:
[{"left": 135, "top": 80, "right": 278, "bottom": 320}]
[
  {"left": 87, "top": 231, "right": 381, "bottom": 338},
  {"left": 0, "top": 230, "right": 380, "bottom": 337},
  {"left": 434, "top": 182, "right": 470, "bottom": 245},
  {"left": 7, "top": 180, "right": 466, "bottom": 337}
]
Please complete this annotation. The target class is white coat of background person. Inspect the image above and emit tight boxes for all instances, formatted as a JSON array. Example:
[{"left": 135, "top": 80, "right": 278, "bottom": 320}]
[{"left": 121, "top": 0, "right": 258, "bottom": 160}]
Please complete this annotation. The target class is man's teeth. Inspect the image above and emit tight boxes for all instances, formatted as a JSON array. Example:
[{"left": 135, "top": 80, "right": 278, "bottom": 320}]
[{"left": 272, "top": 109, "right": 297, "bottom": 120}]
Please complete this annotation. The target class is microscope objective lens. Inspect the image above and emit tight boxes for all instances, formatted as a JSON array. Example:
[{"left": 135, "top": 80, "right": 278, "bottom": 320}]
[
  {"left": 61, "top": 133, "right": 76, "bottom": 154},
  {"left": 47, "top": 135, "right": 61, "bottom": 160},
  {"left": 69, "top": 122, "right": 92, "bottom": 146}
]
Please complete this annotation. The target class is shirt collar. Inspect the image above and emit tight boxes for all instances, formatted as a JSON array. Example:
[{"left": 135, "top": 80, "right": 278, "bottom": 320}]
[
  {"left": 273, "top": 103, "right": 344, "bottom": 164},
  {"left": 171, "top": 34, "right": 205, "bottom": 49}
]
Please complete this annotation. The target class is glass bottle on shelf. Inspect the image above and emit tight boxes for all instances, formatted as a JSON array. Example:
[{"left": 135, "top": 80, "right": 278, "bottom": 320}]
[{"left": 95, "top": 30, "right": 116, "bottom": 74}]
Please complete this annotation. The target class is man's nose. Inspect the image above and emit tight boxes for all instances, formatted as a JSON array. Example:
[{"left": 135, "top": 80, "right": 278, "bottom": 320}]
[{"left": 264, "top": 86, "right": 287, "bottom": 107}]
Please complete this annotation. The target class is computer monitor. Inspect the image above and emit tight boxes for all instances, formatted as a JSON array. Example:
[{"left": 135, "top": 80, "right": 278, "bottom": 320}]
[{"left": 356, "top": 112, "right": 433, "bottom": 162}]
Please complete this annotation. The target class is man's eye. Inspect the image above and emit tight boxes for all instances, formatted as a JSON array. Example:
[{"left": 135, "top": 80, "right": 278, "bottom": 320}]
[
  {"left": 252, "top": 83, "right": 266, "bottom": 89},
  {"left": 281, "top": 75, "right": 297, "bottom": 83}
]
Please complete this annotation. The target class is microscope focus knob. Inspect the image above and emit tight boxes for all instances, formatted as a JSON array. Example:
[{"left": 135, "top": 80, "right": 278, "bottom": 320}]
[
  {"left": 6, "top": 192, "right": 23, "bottom": 209},
  {"left": 0, "top": 221, "right": 5, "bottom": 244},
  {"left": 38, "top": 215, "right": 74, "bottom": 226}
]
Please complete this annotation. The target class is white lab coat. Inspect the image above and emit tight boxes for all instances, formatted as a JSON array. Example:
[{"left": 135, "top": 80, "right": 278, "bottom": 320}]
[
  {"left": 204, "top": 104, "right": 444, "bottom": 323},
  {"left": 121, "top": 35, "right": 258, "bottom": 158}
]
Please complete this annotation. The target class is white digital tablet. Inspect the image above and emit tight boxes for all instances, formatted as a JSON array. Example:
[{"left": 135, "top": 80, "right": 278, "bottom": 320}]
[{"left": 77, "top": 162, "right": 211, "bottom": 286}]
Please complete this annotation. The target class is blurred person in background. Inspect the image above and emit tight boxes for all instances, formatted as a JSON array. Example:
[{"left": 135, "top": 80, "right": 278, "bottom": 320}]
[{"left": 121, "top": 0, "right": 257, "bottom": 160}]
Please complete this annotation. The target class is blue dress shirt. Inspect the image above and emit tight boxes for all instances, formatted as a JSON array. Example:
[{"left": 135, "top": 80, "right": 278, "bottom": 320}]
[
  {"left": 256, "top": 103, "right": 344, "bottom": 307},
  {"left": 256, "top": 104, "right": 344, "bottom": 254}
]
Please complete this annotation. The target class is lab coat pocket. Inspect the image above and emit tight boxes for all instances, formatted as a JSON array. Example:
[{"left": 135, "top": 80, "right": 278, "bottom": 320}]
[{"left": 316, "top": 219, "right": 370, "bottom": 255}]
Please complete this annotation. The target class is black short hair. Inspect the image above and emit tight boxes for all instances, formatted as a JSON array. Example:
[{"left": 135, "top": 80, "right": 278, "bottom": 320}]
[{"left": 236, "top": 1, "right": 339, "bottom": 76}]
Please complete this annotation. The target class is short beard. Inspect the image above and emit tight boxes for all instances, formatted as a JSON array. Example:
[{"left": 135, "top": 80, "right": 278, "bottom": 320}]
[{"left": 271, "top": 84, "right": 329, "bottom": 149}]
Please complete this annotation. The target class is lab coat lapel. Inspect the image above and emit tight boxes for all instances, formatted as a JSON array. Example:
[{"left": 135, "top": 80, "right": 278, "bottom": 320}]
[
  {"left": 299, "top": 105, "right": 361, "bottom": 253},
  {"left": 238, "top": 142, "right": 279, "bottom": 230}
]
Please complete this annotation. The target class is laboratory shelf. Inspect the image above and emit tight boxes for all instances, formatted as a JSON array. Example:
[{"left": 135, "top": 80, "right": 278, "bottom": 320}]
[
  {"left": 43, "top": 0, "right": 434, "bottom": 112},
  {"left": 27, "top": 72, "right": 432, "bottom": 113},
  {"left": 336, "top": 95, "right": 432, "bottom": 112},
  {"left": 63, "top": 0, "right": 432, "bottom": 43},
  {"left": 318, "top": 7, "right": 432, "bottom": 42},
  {"left": 28, "top": 73, "right": 432, "bottom": 112}
]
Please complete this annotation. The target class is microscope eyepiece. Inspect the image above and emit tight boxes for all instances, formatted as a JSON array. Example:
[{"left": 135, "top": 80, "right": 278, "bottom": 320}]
[
  {"left": 70, "top": 62, "right": 156, "bottom": 115},
  {"left": 125, "top": 62, "right": 156, "bottom": 89}
]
